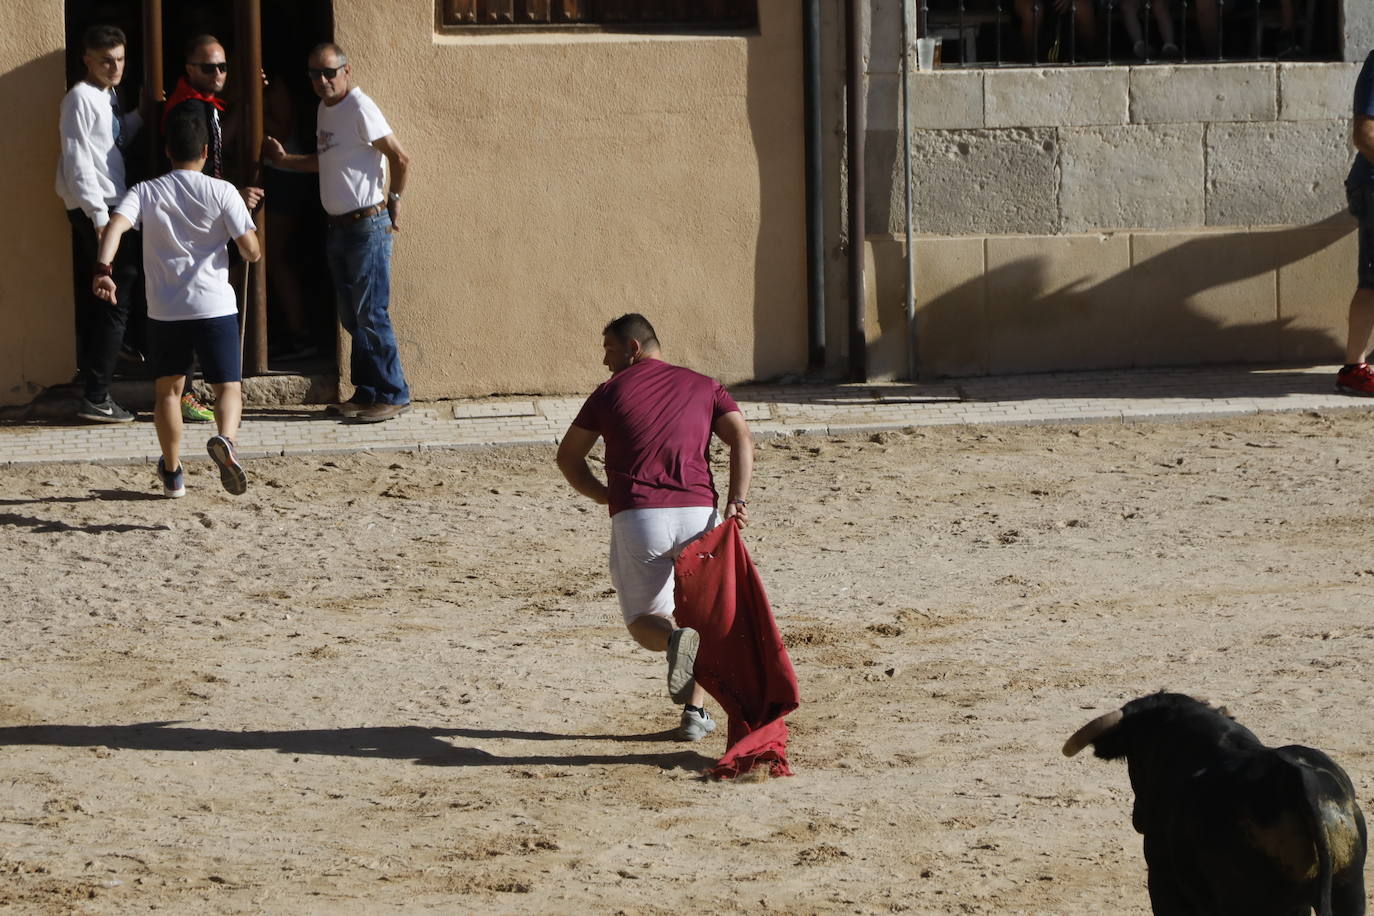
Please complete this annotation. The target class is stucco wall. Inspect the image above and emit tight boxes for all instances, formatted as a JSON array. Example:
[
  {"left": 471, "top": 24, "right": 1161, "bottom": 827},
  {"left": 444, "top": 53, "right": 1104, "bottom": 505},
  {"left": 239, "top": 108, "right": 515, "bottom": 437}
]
[
  {"left": 334, "top": 2, "right": 807, "bottom": 398},
  {"left": 0, "top": 4, "right": 70, "bottom": 405}
]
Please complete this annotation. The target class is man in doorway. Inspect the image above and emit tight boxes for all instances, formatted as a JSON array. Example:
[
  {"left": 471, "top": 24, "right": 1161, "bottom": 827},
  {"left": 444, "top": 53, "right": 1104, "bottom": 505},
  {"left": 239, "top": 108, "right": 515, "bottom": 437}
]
[
  {"left": 262, "top": 43, "right": 412, "bottom": 423},
  {"left": 56, "top": 24, "right": 142, "bottom": 424},
  {"left": 94, "top": 110, "right": 260, "bottom": 498},
  {"left": 1338, "top": 48, "right": 1374, "bottom": 396},
  {"left": 556, "top": 314, "right": 755, "bottom": 742},
  {"left": 161, "top": 33, "right": 265, "bottom": 425}
]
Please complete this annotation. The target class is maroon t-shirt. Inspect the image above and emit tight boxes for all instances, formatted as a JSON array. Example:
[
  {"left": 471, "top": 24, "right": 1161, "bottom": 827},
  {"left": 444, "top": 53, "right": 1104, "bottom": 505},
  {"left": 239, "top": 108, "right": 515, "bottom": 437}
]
[{"left": 572, "top": 359, "right": 741, "bottom": 516}]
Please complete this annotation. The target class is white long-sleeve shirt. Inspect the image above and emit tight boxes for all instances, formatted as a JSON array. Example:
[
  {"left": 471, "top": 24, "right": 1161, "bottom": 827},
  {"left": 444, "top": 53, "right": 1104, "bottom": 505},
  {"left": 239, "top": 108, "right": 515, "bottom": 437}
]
[{"left": 55, "top": 80, "right": 142, "bottom": 228}]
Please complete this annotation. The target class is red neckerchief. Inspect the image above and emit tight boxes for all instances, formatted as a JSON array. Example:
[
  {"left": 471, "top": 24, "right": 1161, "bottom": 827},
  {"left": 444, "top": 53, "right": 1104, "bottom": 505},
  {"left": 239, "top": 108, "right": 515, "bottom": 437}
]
[{"left": 161, "top": 76, "right": 226, "bottom": 129}]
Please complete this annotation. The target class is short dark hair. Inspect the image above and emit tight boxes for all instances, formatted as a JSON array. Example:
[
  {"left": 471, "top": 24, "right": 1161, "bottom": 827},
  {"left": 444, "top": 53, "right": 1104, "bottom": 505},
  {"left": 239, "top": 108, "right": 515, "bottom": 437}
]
[
  {"left": 83, "top": 25, "right": 126, "bottom": 52},
  {"left": 308, "top": 42, "right": 348, "bottom": 65},
  {"left": 184, "top": 34, "right": 222, "bottom": 61},
  {"left": 603, "top": 314, "right": 660, "bottom": 350},
  {"left": 166, "top": 109, "right": 209, "bottom": 162}
]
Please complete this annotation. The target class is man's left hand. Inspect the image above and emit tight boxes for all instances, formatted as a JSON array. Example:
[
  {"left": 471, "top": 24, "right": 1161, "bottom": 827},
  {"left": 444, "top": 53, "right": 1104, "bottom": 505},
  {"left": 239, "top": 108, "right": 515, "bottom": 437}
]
[
  {"left": 242, "top": 186, "right": 265, "bottom": 210},
  {"left": 388, "top": 198, "right": 402, "bottom": 232},
  {"left": 725, "top": 501, "right": 749, "bottom": 528}
]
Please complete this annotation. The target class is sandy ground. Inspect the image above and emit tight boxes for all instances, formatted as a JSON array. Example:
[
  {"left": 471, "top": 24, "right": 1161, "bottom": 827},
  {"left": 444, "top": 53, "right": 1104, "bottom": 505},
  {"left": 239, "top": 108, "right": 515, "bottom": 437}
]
[{"left": 2, "top": 410, "right": 1374, "bottom": 914}]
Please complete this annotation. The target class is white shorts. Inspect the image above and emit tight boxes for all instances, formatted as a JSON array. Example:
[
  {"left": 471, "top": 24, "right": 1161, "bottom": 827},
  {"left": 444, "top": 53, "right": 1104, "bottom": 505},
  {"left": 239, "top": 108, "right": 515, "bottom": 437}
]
[{"left": 608, "top": 506, "right": 720, "bottom": 625}]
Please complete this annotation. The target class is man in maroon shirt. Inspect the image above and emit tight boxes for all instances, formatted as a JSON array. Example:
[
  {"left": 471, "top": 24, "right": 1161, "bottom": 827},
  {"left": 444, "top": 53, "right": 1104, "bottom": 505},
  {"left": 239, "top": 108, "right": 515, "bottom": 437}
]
[{"left": 557, "top": 314, "right": 754, "bottom": 742}]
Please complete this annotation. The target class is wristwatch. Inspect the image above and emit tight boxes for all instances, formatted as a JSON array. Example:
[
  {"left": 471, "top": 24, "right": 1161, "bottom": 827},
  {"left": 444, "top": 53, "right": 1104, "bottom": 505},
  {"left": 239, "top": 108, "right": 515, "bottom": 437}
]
[{"left": 388, "top": 192, "right": 402, "bottom": 203}]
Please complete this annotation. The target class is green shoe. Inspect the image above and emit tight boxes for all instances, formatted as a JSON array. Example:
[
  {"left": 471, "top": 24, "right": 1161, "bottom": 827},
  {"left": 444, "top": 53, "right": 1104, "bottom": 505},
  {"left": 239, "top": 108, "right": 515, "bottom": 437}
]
[{"left": 181, "top": 393, "right": 215, "bottom": 422}]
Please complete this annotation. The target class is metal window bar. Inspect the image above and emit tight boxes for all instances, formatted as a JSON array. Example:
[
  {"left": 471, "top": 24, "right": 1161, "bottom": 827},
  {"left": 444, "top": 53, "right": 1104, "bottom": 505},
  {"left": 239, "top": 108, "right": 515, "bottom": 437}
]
[{"left": 922, "top": 0, "right": 1326, "bottom": 68}]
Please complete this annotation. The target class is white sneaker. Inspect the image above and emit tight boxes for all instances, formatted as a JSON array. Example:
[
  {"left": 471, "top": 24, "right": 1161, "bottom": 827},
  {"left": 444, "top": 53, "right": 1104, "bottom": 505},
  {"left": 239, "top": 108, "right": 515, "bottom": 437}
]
[{"left": 679, "top": 706, "right": 716, "bottom": 742}]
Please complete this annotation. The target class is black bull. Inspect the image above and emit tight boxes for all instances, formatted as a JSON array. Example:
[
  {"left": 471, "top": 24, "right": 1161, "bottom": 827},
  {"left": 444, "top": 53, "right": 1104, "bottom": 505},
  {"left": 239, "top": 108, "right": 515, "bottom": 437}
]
[{"left": 1064, "top": 693, "right": 1367, "bottom": 916}]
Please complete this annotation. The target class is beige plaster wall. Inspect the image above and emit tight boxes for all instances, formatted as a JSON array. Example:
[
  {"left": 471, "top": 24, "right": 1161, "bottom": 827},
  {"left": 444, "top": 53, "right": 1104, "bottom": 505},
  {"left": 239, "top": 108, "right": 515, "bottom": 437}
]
[
  {"left": 0, "top": 4, "right": 70, "bottom": 405},
  {"left": 334, "top": 2, "right": 808, "bottom": 398}
]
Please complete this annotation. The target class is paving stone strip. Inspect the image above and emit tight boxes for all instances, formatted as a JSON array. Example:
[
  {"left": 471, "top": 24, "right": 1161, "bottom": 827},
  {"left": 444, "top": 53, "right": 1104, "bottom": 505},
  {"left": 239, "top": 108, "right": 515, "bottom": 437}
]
[{"left": 1, "top": 365, "right": 1371, "bottom": 467}]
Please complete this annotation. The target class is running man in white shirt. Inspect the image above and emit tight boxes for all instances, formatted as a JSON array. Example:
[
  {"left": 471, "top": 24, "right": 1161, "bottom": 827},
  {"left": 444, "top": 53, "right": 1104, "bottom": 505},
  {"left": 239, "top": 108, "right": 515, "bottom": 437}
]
[
  {"left": 93, "top": 110, "right": 261, "bottom": 498},
  {"left": 56, "top": 24, "right": 143, "bottom": 424}
]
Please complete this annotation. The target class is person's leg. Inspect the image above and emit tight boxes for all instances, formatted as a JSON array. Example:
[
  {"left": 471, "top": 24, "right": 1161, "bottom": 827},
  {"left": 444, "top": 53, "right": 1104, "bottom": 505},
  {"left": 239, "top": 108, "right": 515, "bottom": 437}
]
[
  {"left": 153, "top": 375, "right": 185, "bottom": 472},
  {"left": 1193, "top": 0, "right": 1219, "bottom": 56},
  {"left": 1014, "top": 0, "right": 1039, "bottom": 58},
  {"left": 1071, "top": 0, "right": 1097, "bottom": 56},
  {"left": 197, "top": 315, "right": 248, "bottom": 495},
  {"left": 1336, "top": 190, "right": 1374, "bottom": 394},
  {"left": 611, "top": 507, "right": 719, "bottom": 711},
  {"left": 1149, "top": 0, "right": 1177, "bottom": 48},
  {"left": 325, "top": 222, "right": 375, "bottom": 408},
  {"left": 349, "top": 216, "right": 410, "bottom": 407},
  {"left": 1344, "top": 289, "right": 1374, "bottom": 365},
  {"left": 69, "top": 209, "right": 132, "bottom": 414}
]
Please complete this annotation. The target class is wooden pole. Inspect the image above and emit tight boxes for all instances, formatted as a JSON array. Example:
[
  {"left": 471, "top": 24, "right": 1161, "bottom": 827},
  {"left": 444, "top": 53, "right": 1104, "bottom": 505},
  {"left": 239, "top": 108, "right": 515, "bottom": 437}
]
[
  {"left": 142, "top": 0, "right": 163, "bottom": 177},
  {"left": 238, "top": 0, "right": 269, "bottom": 376}
]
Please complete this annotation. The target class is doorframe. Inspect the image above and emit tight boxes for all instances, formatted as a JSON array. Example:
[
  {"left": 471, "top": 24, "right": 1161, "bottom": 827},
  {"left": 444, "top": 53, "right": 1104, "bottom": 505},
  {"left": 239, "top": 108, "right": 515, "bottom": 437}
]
[{"left": 139, "top": 0, "right": 269, "bottom": 376}]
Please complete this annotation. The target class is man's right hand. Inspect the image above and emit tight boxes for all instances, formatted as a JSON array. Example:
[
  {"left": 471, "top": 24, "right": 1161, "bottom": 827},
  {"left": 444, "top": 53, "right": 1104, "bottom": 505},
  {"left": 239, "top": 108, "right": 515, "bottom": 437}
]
[{"left": 92, "top": 276, "right": 117, "bottom": 305}]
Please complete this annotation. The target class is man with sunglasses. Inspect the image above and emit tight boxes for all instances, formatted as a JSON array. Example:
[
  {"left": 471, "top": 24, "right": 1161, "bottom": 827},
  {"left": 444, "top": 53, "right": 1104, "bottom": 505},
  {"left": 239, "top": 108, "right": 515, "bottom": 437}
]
[
  {"left": 161, "top": 34, "right": 264, "bottom": 425},
  {"left": 262, "top": 43, "right": 412, "bottom": 423}
]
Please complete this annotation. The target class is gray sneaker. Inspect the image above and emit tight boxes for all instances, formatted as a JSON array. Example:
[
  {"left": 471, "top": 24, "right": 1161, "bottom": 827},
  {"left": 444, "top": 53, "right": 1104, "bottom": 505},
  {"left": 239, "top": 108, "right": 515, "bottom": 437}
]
[
  {"left": 679, "top": 706, "right": 716, "bottom": 742},
  {"left": 206, "top": 435, "right": 247, "bottom": 496},
  {"left": 77, "top": 397, "right": 134, "bottom": 424},
  {"left": 666, "top": 627, "right": 700, "bottom": 704}
]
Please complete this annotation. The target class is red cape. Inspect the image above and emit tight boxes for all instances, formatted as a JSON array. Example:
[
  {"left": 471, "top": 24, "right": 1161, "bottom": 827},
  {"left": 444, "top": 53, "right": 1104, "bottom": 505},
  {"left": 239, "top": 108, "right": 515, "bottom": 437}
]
[{"left": 673, "top": 519, "right": 800, "bottom": 778}]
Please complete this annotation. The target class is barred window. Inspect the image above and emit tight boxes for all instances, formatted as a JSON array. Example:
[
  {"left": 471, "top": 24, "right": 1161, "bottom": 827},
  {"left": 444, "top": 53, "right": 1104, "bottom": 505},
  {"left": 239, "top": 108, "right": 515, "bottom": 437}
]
[
  {"left": 439, "top": 1, "right": 756, "bottom": 29},
  {"left": 920, "top": 0, "right": 1340, "bottom": 66}
]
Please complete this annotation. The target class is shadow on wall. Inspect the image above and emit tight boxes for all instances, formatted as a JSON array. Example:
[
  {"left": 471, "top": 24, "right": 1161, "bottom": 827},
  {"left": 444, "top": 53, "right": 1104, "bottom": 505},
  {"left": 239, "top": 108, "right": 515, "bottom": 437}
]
[
  {"left": 0, "top": 49, "right": 73, "bottom": 406},
  {"left": 869, "top": 212, "right": 1357, "bottom": 380}
]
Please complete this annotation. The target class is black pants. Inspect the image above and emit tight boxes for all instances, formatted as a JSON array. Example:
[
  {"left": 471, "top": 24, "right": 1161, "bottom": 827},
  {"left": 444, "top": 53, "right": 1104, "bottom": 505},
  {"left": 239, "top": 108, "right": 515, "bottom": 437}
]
[{"left": 68, "top": 208, "right": 138, "bottom": 403}]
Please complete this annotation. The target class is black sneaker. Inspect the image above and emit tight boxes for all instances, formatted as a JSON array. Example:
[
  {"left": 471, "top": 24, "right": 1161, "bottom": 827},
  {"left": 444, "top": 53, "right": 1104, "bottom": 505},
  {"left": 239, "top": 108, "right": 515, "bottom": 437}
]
[
  {"left": 156, "top": 457, "right": 186, "bottom": 498},
  {"left": 77, "top": 397, "right": 135, "bottom": 424}
]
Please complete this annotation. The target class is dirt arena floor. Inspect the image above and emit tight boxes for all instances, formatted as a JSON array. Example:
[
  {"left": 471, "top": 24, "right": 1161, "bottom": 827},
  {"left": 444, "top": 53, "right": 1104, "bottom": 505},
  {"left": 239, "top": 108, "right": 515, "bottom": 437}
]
[{"left": 3, "top": 409, "right": 1374, "bottom": 914}]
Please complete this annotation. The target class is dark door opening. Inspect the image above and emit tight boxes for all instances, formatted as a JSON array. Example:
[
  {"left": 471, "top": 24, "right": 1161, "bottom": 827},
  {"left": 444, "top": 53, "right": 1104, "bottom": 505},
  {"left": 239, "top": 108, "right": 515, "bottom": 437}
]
[{"left": 63, "top": 0, "right": 337, "bottom": 383}]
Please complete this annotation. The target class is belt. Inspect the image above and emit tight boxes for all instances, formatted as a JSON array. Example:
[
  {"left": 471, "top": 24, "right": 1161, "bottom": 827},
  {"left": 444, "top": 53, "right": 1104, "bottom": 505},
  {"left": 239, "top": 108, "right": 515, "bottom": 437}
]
[{"left": 327, "top": 202, "right": 386, "bottom": 226}]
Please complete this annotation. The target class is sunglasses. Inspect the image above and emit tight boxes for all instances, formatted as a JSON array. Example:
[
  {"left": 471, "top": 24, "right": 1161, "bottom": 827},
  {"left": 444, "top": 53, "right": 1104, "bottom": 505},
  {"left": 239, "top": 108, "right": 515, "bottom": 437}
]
[
  {"left": 307, "top": 66, "right": 342, "bottom": 80},
  {"left": 195, "top": 62, "right": 228, "bottom": 74}
]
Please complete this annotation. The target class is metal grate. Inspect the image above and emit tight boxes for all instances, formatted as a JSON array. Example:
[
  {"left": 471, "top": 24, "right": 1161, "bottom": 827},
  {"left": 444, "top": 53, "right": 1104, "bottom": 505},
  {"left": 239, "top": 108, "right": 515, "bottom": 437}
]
[
  {"left": 918, "top": 0, "right": 1337, "bottom": 66},
  {"left": 439, "top": 0, "right": 756, "bottom": 28}
]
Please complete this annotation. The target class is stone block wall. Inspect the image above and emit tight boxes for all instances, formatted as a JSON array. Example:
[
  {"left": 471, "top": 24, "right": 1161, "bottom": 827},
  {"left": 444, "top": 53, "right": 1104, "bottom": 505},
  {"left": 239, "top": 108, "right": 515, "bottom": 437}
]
[
  {"left": 867, "top": 62, "right": 1360, "bottom": 237},
  {"left": 857, "top": 55, "right": 1364, "bottom": 378}
]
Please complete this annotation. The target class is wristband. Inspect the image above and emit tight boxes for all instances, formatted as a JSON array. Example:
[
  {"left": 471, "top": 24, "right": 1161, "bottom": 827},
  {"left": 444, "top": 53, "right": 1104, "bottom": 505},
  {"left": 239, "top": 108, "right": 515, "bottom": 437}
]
[
  {"left": 93, "top": 263, "right": 113, "bottom": 278},
  {"left": 730, "top": 498, "right": 748, "bottom": 507}
]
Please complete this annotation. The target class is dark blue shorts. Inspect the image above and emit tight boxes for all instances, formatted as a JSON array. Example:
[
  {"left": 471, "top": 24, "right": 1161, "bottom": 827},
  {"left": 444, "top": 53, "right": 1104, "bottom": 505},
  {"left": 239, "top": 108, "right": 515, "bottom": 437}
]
[
  {"left": 147, "top": 315, "right": 241, "bottom": 384},
  {"left": 1349, "top": 182, "right": 1374, "bottom": 290}
]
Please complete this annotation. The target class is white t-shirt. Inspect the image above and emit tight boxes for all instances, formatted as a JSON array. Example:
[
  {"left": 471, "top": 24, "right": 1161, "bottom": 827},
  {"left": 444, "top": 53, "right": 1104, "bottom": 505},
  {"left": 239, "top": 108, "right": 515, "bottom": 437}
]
[
  {"left": 114, "top": 170, "right": 255, "bottom": 321},
  {"left": 316, "top": 88, "right": 392, "bottom": 216}
]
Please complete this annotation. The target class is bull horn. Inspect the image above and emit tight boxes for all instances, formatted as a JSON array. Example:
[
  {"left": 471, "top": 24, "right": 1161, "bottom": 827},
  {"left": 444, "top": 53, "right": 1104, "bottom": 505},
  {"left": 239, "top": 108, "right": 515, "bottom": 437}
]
[{"left": 1062, "top": 709, "right": 1124, "bottom": 757}]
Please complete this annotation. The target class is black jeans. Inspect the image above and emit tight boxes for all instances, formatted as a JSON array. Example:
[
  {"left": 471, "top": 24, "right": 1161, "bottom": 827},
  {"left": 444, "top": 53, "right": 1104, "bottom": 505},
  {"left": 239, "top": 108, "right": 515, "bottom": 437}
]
[{"left": 68, "top": 209, "right": 141, "bottom": 403}]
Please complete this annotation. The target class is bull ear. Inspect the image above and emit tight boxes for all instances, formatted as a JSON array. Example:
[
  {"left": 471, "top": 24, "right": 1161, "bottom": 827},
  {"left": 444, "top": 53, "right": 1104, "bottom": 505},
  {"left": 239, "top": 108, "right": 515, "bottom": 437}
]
[
  {"left": 1062, "top": 709, "right": 1124, "bottom": 757},
  {"left": 1216, "top": 705, "right": 1231, "bottom": 719}
]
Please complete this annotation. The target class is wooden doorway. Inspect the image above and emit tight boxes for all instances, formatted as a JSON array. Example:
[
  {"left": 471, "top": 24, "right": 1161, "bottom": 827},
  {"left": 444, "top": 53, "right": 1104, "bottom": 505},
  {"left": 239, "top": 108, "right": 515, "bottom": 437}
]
[{"left": 65, "top": 0, "right": 336, "bottom": 380}]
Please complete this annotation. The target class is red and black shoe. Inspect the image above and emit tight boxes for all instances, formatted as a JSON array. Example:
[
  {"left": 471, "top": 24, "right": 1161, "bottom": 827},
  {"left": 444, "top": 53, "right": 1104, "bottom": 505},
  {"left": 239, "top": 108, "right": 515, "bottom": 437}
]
[{"left": 1336, "top": 363, "right": 1374, "bottom": 396}]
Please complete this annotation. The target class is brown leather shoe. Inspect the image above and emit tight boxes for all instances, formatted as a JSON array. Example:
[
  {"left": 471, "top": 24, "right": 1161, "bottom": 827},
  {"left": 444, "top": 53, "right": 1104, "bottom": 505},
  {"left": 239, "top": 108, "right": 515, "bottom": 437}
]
[
  {"left": 353, "top": 402, "right": 410, "bottom": 423},
  {"left": 326, "top": 397, "right": 369, "bottom": 418}
]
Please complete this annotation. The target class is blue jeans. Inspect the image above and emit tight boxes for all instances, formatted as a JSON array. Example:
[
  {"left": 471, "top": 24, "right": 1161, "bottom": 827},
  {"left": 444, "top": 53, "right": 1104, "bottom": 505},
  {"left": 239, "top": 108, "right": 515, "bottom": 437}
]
[{"left": 325, "top": 212, "right": 410, "bottom": 405}]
